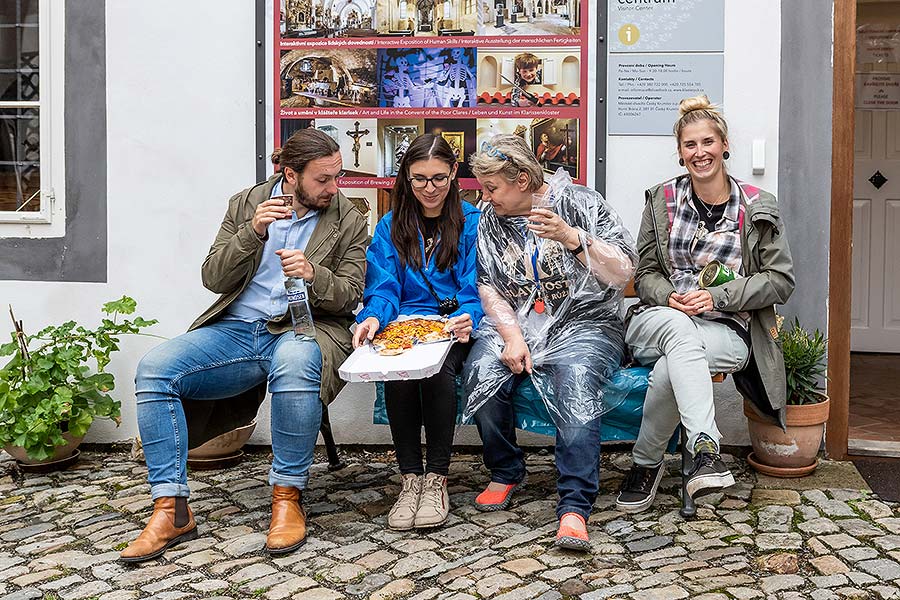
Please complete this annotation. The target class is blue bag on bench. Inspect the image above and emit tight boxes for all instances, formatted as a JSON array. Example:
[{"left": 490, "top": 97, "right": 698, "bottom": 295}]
[{"left": 374, "top": 366, "right": 670, "bottom": 445}]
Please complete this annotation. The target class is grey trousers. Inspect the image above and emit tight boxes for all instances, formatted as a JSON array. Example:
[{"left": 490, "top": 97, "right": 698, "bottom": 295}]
[{"left": 626, "top": 307, "right": 750, "bottom": 466}]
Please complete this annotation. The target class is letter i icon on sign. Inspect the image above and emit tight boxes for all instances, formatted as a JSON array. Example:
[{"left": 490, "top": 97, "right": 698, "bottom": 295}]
[{"left": 619, "top": 24, "right": 639, "bottom": 46}]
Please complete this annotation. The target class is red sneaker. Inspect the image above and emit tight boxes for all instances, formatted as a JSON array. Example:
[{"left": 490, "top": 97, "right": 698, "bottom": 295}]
[
  {"left": 474, "top": 482, "right": 518, "bottom": 512},
  {"left": 555, "top": 512, "right": 590, "bottom": 551}
]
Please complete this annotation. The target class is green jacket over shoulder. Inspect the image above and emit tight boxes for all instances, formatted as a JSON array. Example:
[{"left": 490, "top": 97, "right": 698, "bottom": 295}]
[
  {"left": 182, "top": 174, "right": 368, "bottom": 449},
  {"left": 634, "top": 175, "right": 795, "bottom": 427}
]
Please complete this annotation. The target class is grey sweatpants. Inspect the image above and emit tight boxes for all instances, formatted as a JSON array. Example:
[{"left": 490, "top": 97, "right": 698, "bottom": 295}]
[{"left": 626, "top": 307, "right": 750, "bottom": 467}]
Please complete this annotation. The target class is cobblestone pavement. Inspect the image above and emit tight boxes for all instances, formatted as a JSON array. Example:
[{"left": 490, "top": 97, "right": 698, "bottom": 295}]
[{"left": 1, "top": 448, "right": 898, "bottom": 600}]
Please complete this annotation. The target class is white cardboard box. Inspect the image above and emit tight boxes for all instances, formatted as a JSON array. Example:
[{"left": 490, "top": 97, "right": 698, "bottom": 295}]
[{"left": 339, "top": 340, "right": 454, "bottom": 382}]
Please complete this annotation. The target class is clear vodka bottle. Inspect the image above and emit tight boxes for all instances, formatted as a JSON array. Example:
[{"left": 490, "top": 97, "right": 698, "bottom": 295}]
[{"left": 284, "top": 277, "right": 316, "bottom": 340}]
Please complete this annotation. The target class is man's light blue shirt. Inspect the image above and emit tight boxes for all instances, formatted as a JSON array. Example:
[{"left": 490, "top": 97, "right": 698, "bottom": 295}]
[{"left": 224, "top": 179, "right": 321, "bottom": 322}]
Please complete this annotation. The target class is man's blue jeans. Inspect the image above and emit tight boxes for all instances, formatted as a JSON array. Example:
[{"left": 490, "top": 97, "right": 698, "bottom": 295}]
[
  {"left": 135, "top": 320, "right": 322, "bottom": 500},
  {"left": 471, "top": 364, "right": 601, "bottom": 522}
]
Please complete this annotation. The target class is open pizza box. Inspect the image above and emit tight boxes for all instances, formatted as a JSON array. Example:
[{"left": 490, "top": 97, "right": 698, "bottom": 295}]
[{"left": 339, "top": 315, "right": 455, "bottom": 382}]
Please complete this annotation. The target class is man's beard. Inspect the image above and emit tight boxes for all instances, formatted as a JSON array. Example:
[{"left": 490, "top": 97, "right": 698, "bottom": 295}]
[{"left": 296, "top": 186, "right": 333, "bottom": 211}]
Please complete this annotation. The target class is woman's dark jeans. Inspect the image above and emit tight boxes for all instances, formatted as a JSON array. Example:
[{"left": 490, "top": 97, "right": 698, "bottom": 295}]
[{"left": 468, "top": 342, "right": 602, "bottom": 521}]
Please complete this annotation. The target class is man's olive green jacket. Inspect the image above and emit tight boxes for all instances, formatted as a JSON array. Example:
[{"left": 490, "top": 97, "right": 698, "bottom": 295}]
[{"left": 182, "top": 174, "right": 368, "bottom": 448}]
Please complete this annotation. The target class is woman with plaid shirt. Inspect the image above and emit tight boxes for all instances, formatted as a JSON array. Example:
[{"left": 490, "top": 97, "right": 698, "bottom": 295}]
[{"left": 616, "top": 96, "right": 795, "bottom": 514}]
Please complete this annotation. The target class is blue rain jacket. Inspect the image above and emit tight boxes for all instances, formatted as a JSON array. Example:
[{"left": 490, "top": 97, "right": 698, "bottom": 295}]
[{"left": 356, "top": 201, "right": 482, "bottom": 330}]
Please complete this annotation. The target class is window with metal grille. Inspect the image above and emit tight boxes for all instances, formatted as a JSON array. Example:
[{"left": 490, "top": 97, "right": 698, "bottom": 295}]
[{"left": 0, "top": 0, "right": 40, "bottom": 214}]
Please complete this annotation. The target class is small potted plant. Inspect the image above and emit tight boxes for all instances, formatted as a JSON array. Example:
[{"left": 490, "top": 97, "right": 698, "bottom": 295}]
[
  {"left": 0, "top": 297, "right": 157, "bottom": 468},
  {"left": 744, "top": 318, "right": 830, "bottom": 477}
]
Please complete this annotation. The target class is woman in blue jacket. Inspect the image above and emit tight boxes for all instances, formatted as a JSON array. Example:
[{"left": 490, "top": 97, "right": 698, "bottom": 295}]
[{"left": 353, "top": 133, "right": 482, "bottom": 530}]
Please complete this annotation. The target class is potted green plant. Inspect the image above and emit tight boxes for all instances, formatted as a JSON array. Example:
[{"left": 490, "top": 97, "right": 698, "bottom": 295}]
[
  {"left": 0, "top": 297, "right": 157, "bottom": 467},
  {"left": 744, "top": 318, "right": 830, "bottom": 477}
]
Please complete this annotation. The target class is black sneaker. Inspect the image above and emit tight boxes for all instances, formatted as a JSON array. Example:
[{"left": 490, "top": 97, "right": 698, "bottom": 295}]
[
  {"left": 685, "top": 451, "right": 735, "bottom": 499},
  {"left": 615, "top": 462, "right": 664, "bottom": 514}
]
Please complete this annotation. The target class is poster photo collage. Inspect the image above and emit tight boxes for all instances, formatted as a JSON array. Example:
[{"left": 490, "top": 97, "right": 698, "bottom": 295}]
[{"left": 275, "top": 0, "right": 589, "bottom": 216}]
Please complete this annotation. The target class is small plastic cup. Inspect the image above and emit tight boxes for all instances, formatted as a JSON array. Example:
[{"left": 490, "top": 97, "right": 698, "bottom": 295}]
[
  {"left": 531, "top": 192, "right": 554, "bottom": 213},
  {"left": 669, "top": 270, "right": 698, "bottom": 295},
  {"left": 272, "top": 194, "right": 294, "bottom": 218}
]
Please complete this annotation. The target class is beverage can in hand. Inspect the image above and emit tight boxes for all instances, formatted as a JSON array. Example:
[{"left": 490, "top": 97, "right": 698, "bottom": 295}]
[{"left": 698, "top": 261, "right": 737, "bottom": 288}]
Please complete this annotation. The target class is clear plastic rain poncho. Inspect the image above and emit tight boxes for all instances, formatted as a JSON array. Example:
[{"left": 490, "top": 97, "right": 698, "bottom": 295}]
[{"left": 463, "top": 169, "right": 638, "bottom": 426}]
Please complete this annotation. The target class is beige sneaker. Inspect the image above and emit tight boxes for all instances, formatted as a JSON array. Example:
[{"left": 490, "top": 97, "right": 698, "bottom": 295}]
[
  {"left": 387, "top": 474, "right": 422, "bottom": 531},
  {"left": 414, "top": 472, "right": 449, "bottom": 528}
]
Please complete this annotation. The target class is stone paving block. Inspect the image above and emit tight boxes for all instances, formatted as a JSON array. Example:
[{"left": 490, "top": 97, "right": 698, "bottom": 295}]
[
  {"left": 10, "top": 568, "right": 60, "bottom": 587},
  {"left": 17, "top": 535, "right": 76, "bottom": 555},
  {"left": 870, "top": 586, "right": 900, "bottom": 599},
  {"left": 60, "top": 580, "right": 113, "bottom": 600},
  {"left": 811, "top": 574, "right": 849, "bottom": 588},
  {"left": 857, "top": 559, "right": 900, "bottom": 580},
  {"left": 475, "top": 572, "right": 523, "bottom": 597},
  {"left": 755, "top": 532, "right": 802, "bottom": 551},
  {"left": 839, "top": 546, "right": 880, "bottom": 562},
  {"left": 581, "top": 584, "right": 635, "bottom": 599},
  {"left": 263, "top": 575, "right": 318, "bottom": 599},
  {"left": 116, "top": 564, "right": 181, "bottom": 587},
  {"left": 408, "top": 587, "right": 441, "bottom": 600},
  {"left": 798, "top": 517, "right": 841, "bottom": 535},
  {"left": 757, "top": 505, "right": 793, "bottom": 532},
  {"left": 499, "top": 557, "right": 544, "bottom": 577},
  {"left": 390, "top": 539, "right": 439, "bottom": 554},
  {"left": 0, "top": 567, "right": 27, "bottom": 584},
  {"left": 323, "top": 563, "right": 366, "bottom": 583},
  {"left": 392, "top": 551, "right": 444, "bottom": 578},
  {"left": 219, "top": 532, "right": 267, "bottom": 557},
  {"left": 39, "top": 574, "right": 86, "bottom": 591},
  {"left": 370, "top": 578, "right": 415, "bottom": 600},
  {"left": 877, "top": 536, "right": 900, "bottom": 552},
  {"left": 355, "top": 549, "right": 399, "bottom": 571},
  {"left": 759, "top": 574, "right": 805, "bottom": 594},
  {"left": 819, "top": 533, "right": 861, "bottom": 550},
  {"left": 837, "top": 518, "right": 884, "bottom": 538},
  {"left": 630, "top": 586, "right": 689, "bottom": 600},
  {"left": 291, "top": 587, "right": 344, "bottom": 600},
  {"left": 846, "top": 570, "right": 878, "bottom": 586},
  {"left": 492, "top": 581, "right": 551, "bottom": 600},
  {"left": 0, "top": 589, "right": 41, "bottom": 600},
  {"left": 811, "top": 555, "right": 852, "bottom": 575},
  {"left": 98, "top": 591, "right": 140, "bottom": 600}
]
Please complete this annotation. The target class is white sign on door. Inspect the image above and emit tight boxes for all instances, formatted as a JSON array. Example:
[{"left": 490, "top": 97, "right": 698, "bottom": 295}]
[{"left": 856, "top": 72, "right": 900, "bottom": 110}]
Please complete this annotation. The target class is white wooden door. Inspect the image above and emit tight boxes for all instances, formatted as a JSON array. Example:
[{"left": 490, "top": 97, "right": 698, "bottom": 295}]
[{"left": 852, "top": 86, "right": 900, "bottom": 351}]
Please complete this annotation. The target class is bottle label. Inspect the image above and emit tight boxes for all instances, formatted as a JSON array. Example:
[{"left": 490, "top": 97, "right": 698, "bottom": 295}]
[{"left": 286, "top": 287, "right": 307, "bottom": 303}]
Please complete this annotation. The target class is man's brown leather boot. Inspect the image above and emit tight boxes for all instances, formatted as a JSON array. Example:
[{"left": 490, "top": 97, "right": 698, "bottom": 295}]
[
  {"left": 265, "top": 485, "right": 307, "bottom": 555},
  {"left": 119, "top": 497, "right": 197, "bottom": 563}
]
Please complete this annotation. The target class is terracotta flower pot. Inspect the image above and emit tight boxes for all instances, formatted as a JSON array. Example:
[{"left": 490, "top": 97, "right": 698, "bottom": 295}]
[
  {"left": 744, "top": 396, "right": 830, "bottom": 477},
  {"left": 4, "top": 432, "right": 84, "bottom": 466}
]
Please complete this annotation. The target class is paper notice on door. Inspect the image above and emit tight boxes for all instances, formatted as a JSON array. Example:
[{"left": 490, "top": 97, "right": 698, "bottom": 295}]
[
  {"left": 857, "top": 25, "right": 900, "bottom": 67},
  {"left": 856, "top": 72, "right": 900, "bottom": 109}
]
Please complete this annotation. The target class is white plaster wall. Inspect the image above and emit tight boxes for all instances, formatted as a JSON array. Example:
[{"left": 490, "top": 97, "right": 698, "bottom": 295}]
[
  {"left": 605, "top": 0, "right": 783, "bottom": 446},
  {"left": 0, "top": 0, "right": 781, "bottom": 449},
  {"left": 0, "top": 1, "right": 258, "bottom": 446}
]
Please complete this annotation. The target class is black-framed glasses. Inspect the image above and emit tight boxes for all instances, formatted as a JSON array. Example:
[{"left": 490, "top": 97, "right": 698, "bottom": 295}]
[{"left": 409, "top": 172, "right": 452, "bottom": 189}]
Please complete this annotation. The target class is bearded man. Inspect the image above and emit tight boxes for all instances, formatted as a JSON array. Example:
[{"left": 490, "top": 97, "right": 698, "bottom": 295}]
[{"left": 120, "top": 128, "right": 367, "bottom": 562}]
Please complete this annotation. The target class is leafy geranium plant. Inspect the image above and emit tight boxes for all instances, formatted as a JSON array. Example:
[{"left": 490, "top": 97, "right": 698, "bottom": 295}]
[{"left": 0, "top": 296, "right": 157, "bottom": 461}]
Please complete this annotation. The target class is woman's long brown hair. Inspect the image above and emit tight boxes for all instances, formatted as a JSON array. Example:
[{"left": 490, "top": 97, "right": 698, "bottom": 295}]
[{"left": 390, "top": 134, "right": 464, "bottom": 272}]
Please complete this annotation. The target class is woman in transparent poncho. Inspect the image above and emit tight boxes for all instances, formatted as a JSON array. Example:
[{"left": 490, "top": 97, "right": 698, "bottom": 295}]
[{"left": 463, "top": 134, "right": 636, "bottom": 550}]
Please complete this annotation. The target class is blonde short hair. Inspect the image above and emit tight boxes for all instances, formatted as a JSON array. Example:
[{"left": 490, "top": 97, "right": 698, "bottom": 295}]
[
  {"left": 469, "top": 134, "right": 544, "bottom": 192},
  {"left": 673, "top": 95, "right": 729, "bottom": 144}
]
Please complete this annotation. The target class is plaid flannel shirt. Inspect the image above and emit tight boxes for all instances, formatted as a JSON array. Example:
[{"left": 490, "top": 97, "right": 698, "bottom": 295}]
[{"left": 667, "top": 176, "right": 750, "bottom": 329}]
